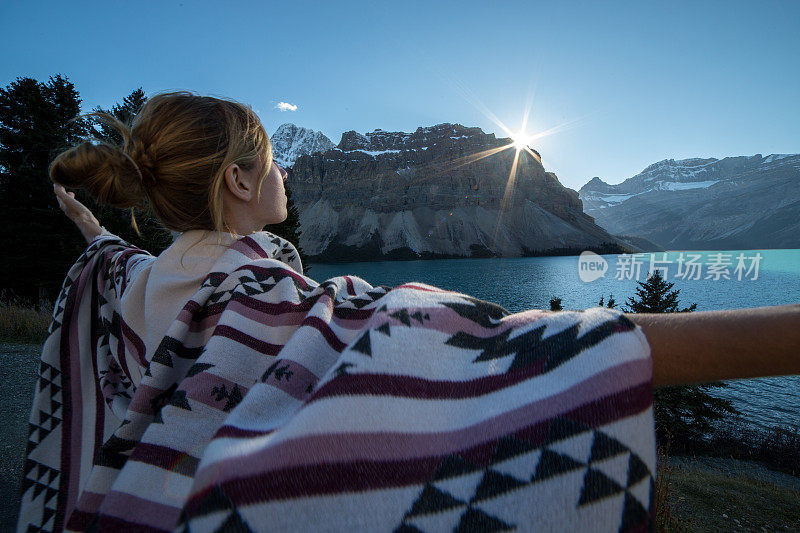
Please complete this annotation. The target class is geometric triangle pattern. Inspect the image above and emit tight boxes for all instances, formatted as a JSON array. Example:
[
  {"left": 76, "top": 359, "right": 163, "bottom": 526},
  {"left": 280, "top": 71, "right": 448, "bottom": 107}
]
[{"left": 395, "top": 417, "right": 654, "bottom": 532}]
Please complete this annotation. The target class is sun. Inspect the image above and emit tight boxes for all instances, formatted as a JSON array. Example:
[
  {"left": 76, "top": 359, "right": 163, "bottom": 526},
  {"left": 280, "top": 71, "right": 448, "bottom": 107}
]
[{"left": 511, "top": 131, "right": 532, "bottom": 151}]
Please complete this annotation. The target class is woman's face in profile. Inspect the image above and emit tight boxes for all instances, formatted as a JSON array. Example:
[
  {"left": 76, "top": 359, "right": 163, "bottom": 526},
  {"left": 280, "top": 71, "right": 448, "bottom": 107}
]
[{"left": 257, "top": 157, "right": 288, "bottom": 225}]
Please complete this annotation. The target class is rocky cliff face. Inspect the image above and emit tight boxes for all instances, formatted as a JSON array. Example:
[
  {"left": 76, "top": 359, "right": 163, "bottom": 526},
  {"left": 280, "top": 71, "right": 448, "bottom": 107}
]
[
  {"left": 271, "top": 123, "right": 335, "bottom": 167},
  {"left": 579, "top": 154, "right": 800, "bottom": 250},
  {"left": 285, "top": 123, "right": 629, "bottom": 260}
]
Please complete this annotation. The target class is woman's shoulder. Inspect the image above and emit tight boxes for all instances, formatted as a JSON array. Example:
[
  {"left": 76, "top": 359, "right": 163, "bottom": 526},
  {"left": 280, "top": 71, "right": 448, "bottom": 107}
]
[{"left": 230, "top": 230, "right": 303, "bottom": 274}]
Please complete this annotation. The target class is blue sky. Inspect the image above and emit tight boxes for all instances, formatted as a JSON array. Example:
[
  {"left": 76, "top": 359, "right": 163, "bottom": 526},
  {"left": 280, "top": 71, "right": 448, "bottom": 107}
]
[{"left": 1, "top": 0, "right": 798, "bottom": 190}]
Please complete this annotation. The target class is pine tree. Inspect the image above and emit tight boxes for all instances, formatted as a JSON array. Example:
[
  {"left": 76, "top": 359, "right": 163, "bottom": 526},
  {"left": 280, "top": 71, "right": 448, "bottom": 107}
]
[
  {"left": 549, "top": 297, "right": 563, "bottom": 311},
  {"left": 623, "top": 271, "right": 737, "bottom": 445},
  {"left": 0, "top": 75, "right": 91, "bottom": 303},
  {"left": 264, "top": 167, "right": 311, "bottom": 275},
  {"left": 90, "top": 88, "right": 146, "bottom": 144},
  {"left": 598, "top": 294, "right": 617, "bottom": 308},
  {"left": 624, "top": 271, "right": 697, "bottom": 313}
]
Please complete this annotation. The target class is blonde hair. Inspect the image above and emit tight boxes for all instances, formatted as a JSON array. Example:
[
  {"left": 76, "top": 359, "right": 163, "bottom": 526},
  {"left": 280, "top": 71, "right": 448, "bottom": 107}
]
[{"left": 49, "top": 91, "right": 273, "bottom": 242}]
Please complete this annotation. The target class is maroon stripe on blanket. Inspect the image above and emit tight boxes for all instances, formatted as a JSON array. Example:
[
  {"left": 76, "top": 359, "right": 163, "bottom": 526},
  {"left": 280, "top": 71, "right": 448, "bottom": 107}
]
[
  {"left": 233, "top": 235, "right": 273, "bottom": 261},
  {"left": 100, "top": 491, "right": 183, "bottom": 530},
  {"left": 564, "top": 380, "right": 654, "bottom": 428},
  {"left": 186, "top": 457, "right": 444, "bottom": 514},
  {"left": 344, "top": 276, "right": 356, "bottom": 295},
  {"left": 89, "top": 288, "right": 106, "bottom": 477},
  {"left": 309, "top": 362, "right": 538, "bottom": 403},
  {"left": 56, "top": 288, "right": 76, "bottom": 533},
  {"left": 68, "top": 509, "right": 171, "bottom": 533},
  {"left": 198, "top": 294, "right": 315, "bottom": 321},
  {"left": 261, "top": 359, "right": 320, "bottom": 400},
  {"left": 194, "top": 282, "right": 377, "bottom": 320},
  {"left": 116, "top": 327, "right": 126, "bottom": 395},
  {"left": 233, "top": 264, "right": 313, "bottom": 289},
  {"left": 62, "top": 259, "right": 96, "bottom": 527},
  {"left": 114, "top": 335, "right": 133, "bottom": 383},
  {"left": 395, "top": 283, "right": 457, "bottom": 294},
  {"left": 362, "top": 305, "right": 532, "bottom": 340},
  {"left": 186, "top": 295, "right": 375, "bottom": 332},
  {"left": 181, "top": 372, "right": 251, "bottom": 411},
  {"left": 128, "top": 383, "right": 169, "bottom": 416},
  {"left": 184, "top": 310, "right": 220, "bottom": 333},
  {"left": 65, "top": 508, "right": 99, "bottom": 531},
  {"left": 73, "top": 490, "right": 106, "bottom": 515},
  {"left": 130, "top": 442, "right": 201, "bottom": 476},
  {"left": 191, "top": 359, "right": 652, "bottom": 489},
  {"left": 120, "top": 317, "right": 147, "bottom": 367},
  {"left": 178, "top": 298, "right": 202, "bottom": 317},
  {"left": 217, "top": 298, "right": 308, "bottom": 329},
  {"left": 189, "top": 380, "right": 652, "bottom": 508},
  {"left": 310, "top": 329, "right": 644, "bottom": 402},
  {"left": 497, "top": 308, "right": 553, "bottom": 327},
  {"left": 213, "top": 324, "right": 282, "bottom": 356},
  {"left": 116, "top": 248, "right": 148, "bottom": 295},
  {"left": 214, "top": 425, "right": 277, "bottom": 439},
  {"left": 300, "top": 316, "right": 348, "bottom": 352}
]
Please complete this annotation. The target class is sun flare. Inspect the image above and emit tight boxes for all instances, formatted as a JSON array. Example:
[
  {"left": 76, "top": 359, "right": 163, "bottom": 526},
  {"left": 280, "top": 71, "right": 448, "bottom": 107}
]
[{"left": 511, "top": 131, "right": 532, "bottom": 151}]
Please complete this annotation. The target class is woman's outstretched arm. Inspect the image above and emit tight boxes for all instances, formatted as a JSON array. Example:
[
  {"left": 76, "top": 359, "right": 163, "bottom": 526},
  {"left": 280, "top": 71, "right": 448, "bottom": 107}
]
[
  {"left": 626, "top": 303, "right": 800, "bottom": 387},
  {"left": 54, "top": 183, "right": 103, "bottom": 243}
]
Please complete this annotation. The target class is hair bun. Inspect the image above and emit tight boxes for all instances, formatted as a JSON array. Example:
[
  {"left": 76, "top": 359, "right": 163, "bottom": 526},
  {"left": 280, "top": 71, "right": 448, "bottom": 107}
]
[
  {"left": 49, "top": 141, "right": 145, "bottom": 209},
  {"left": 128, "top": 137, "right": 158, "bottom": 186}
]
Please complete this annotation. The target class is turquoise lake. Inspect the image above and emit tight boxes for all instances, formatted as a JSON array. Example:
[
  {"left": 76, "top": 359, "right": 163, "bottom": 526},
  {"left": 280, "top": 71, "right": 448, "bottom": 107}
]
[{"left": 310, "top": 249, "right": 800, "bottom": 430}]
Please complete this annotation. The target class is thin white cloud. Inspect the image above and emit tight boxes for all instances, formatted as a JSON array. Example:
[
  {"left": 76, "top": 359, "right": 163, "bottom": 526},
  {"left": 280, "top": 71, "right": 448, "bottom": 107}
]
[{"left": 275, "top": 101, "right": 298, "bottom": 112}]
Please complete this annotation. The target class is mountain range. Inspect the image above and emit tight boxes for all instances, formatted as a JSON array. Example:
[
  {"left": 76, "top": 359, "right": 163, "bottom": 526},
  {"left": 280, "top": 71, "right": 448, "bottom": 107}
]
[
  {"left": 578, "top": 154, "right": 800, "bottom": 250},
  {"left": 273, "top": 123, "right": 631, "bottom": 261}
]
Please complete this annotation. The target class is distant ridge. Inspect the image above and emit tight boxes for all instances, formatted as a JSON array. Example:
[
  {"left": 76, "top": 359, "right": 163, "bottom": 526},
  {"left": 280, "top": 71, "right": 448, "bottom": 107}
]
[{"left": 579, "top": 154, "right": 800, "bottom": 250}]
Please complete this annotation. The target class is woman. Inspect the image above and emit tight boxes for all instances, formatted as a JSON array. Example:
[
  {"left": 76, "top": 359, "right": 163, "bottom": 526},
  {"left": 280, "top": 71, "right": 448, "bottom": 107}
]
[{"left": 19, "top": 91, "right": 799, "bottom": 532}]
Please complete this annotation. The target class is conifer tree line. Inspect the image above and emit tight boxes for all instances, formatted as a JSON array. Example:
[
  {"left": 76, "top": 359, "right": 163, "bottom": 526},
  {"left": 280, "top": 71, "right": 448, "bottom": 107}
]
[
  {"left": 552, "top": 271, "right": 738, "bottom": 444},
  {"left": 0, "top": 75, "right": 309, "bottom": 304}
]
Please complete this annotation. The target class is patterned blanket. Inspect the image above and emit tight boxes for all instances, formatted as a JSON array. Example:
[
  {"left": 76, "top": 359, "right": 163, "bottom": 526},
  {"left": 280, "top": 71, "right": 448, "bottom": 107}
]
[{"left": 18, "top": 231, "right": 655, "bottom": 532}]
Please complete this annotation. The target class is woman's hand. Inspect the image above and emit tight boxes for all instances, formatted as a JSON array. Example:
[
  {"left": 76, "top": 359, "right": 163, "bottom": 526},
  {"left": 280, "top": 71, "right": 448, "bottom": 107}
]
[{"left": 53, "top": 183, "right": 104, "bottom": 243}]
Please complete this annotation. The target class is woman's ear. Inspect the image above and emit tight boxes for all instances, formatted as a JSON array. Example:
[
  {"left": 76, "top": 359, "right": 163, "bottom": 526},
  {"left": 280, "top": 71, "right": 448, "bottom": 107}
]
[{"left": 224, "top": 163, "right": 253, "bottom": 202}]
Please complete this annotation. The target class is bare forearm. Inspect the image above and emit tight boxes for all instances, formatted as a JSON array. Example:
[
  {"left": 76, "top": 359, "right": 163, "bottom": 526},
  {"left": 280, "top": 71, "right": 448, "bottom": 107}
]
[
  {"left": 54, "top": 184, "right": 103, "bottom": 243},
  {"left": 626, "top": 304, "right": 800, "bottom": 387}
]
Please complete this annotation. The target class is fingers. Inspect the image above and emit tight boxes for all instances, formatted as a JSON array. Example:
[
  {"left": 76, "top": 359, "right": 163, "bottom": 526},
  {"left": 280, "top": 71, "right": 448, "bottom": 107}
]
[
  {"left": 54, "top": 184, "right": 66, "bottom": 209},
  {"left": 53, "top": 184, "right": 76, "bottom": 202},
  {"left": 53, "top": 183, "right": 80, "bottom": 217}
]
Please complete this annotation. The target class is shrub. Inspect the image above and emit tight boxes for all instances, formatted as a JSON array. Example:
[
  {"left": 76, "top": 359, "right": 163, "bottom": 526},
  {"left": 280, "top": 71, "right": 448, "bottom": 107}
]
[{"left": 0, "top": 290, "right": 52, "bottom": 343}]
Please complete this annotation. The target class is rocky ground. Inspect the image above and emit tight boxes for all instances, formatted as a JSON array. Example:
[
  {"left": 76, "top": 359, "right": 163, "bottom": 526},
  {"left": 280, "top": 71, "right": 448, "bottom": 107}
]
[{"left": 1, "top": 343, "right": 41, "bottom": 531}]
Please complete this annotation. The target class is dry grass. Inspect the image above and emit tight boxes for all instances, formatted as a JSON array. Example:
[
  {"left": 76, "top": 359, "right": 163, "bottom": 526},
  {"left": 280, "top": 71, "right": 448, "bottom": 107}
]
[{"left": 0, "top": 291, "right": 52, "bottom": 344}]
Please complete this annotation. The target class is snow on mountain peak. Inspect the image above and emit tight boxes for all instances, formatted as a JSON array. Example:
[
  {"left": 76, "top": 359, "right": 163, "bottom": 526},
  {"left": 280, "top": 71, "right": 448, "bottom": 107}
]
[{"left": 271, "top": 123, "right": 335, "bottom": 167}]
